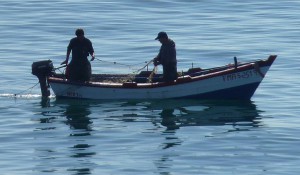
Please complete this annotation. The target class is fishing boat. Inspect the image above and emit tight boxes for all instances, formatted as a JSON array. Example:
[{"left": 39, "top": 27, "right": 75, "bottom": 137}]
[{"left": 31, "top": 55, "right": 276, "bottom": 100}]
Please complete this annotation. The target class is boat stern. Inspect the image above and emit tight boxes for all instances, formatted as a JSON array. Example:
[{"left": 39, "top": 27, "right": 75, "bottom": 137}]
[{"left": 31, "top": 60, "right": 54, "bottom": 97}]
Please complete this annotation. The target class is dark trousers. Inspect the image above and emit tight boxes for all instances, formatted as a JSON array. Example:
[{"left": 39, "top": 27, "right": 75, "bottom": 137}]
[
  {"left": 68, "top": 60, "right": 91, "bottom": 81},
  {"left": 163, "top": 64, "right": 177, "bottom": 82}
]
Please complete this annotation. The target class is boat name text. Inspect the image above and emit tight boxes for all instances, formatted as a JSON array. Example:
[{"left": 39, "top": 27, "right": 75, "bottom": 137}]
[
  {"left": 66, "top": 91, "right": 82, "bottom": 98},
  {"left": 222, "top": 70, "right": 259, "bottom": 82}
]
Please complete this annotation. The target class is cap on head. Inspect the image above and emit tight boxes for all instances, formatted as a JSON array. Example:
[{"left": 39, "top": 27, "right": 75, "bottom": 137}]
[
  {"left": 155, "top": 31, "right": 168, "bottom": 40},
  {"left": 75, "top": 28, "right": 84, "bottom": 37}
]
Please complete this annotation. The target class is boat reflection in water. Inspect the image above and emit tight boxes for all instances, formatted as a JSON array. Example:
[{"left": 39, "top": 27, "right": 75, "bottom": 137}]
[
  {"left": 95, "top": 99, "right": 263, "bottom": 150},
  {"left": 51, "top": 99, "right": 95, "bottom": 175},
  {"left": 139, "top": 99, "right": 263, "bottom": 150},
  {"left": 144, "top": 99, "right": 263, "bottom": 173},
  {"left": 149, "top": 99, "right": 262, "bottom": 130},
  {"left": 49, "top": 98, "right": 263, "bottom": 135},
  {"left": 39, "top": 98, "right": 263, "bottom": 174},
  {"left": 63, "top": 101, "right": 93, "bottom": 135}
]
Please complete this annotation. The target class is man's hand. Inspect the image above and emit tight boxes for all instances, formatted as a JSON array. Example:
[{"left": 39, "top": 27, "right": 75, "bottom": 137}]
[
  {"left": 91, "top": 53, "right": 95, "bottom": 61},
  {"left": 153, "top": 57, "right": 159, "bottom": 66},
  {"left": 154, "top": 60, "right": 160, "bottom": 66}
]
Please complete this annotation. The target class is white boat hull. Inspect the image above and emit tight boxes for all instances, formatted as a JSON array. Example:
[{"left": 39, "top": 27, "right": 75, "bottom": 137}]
[{"left": 48, "top": 55, "right": 276, "bottom": 100}]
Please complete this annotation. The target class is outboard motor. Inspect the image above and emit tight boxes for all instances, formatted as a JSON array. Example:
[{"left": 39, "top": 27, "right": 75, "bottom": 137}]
[{"left": 31, "top": 60, "right": 54, "bottom": 97}]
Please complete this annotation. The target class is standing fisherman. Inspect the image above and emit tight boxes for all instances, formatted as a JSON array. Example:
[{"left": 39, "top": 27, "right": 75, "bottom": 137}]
[
  {"left": 153, "top": 31, "right": 178, "bottom": 82},
  {"left": 61, "top": 28, "right": 95, "bottom": 81}
]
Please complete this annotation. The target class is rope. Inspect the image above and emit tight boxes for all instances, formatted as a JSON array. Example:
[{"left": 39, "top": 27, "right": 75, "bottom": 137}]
[
  {"left": 94, "top": 58, "right": 154, "bottom": 74},
  {"left": 55, "top": 66, "right": 67, "bottom": 77},
  {"left": 134, "top": 59, "right": 154, "bottom": 73},
  {"left": 54, "top": 64, "right": 67, "bottom": 70},
  {"left": 95, "top": 58, "right": 134, "bottom": 68},
  {"left": 253, "top": 62, "right": 265, "bottom": 78},
  {"left": 14, "top": 82, "right": 40, "bottom": 96},
  {"left": 148, "top": 66, "right": 157, "bottom": 83}
]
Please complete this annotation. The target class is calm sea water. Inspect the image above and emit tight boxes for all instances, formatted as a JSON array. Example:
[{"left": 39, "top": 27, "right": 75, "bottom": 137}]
[{"left": 1, "top": 0, "right": 300, "bottom": 174}]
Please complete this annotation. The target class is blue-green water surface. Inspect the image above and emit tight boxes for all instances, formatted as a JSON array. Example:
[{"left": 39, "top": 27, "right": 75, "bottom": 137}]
[{"left": 0, "top": 1, "right": 299, "bottom": 174}]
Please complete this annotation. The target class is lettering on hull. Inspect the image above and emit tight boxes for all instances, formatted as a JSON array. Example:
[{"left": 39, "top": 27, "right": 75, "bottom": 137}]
[
  {"left": 222, "top": 70, "right": 260, "bottom": 82},
  {"left": 66, "top": 91, "right": 82, "bottom": 98}
]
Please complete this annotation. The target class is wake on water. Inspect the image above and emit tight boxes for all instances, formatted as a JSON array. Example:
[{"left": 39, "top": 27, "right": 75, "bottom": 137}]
[{"left": 0, "top": 93, "right": 44, "bottom": 99}]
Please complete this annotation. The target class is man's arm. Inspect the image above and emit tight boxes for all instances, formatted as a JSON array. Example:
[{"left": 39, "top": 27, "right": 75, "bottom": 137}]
[
  {"left": 88, "top": 39, "right": 95, "bottom": 61},
  {"left": 61, "top": 49, "right": 71, "bottom": 65},
  {"left": 61, "top": 40, "right": 72, "bottom": 65},
  {"left": 153, "top": 47, "right": 162, "bottom": 66}
]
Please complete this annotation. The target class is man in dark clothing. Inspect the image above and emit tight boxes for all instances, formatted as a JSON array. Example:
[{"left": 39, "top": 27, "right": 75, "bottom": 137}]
[
  {"left": 153, "top": 31, "right": 177, "bottom": 82},
  {"left": 61, "top": 28, "right": 95, "bottom": 81}
]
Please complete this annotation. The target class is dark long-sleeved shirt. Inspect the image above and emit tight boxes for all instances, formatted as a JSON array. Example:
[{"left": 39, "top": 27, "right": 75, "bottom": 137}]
[
  {"left": 155, "top": 39, "right": 177, "bottom": 66},
  {"left": 67, "top": 37, "right": 94, "bottom": 63}
]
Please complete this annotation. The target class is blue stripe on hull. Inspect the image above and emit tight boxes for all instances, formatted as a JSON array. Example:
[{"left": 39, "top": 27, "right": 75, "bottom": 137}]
[{"left": 179, "top": 82, "right": 261, "bottom": 100}]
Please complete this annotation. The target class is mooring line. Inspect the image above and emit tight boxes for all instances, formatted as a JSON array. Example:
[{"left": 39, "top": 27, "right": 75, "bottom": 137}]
[{"left": 14, "top": 82, "right": 40, "bottom": 96}]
